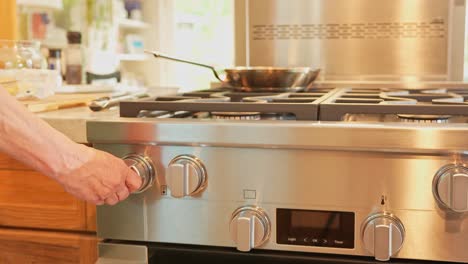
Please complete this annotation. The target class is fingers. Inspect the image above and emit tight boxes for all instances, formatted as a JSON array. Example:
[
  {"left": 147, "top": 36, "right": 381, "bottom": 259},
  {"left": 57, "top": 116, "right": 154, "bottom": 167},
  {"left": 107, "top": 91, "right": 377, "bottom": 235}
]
[
  {"left": 125, "top": 168, "right": 143, "bottom": 193},
  {"left": 104, "top": 193, "right": 119, "bottom": 206},
  {"left": 115, "top": 185, "right": 130, "bottom": 202},
  {"left": 103, "top": 185, "right": 130, "bottom": 206},
  {"left": 98, "top": 167, "right": 138, "bottom": 206}
]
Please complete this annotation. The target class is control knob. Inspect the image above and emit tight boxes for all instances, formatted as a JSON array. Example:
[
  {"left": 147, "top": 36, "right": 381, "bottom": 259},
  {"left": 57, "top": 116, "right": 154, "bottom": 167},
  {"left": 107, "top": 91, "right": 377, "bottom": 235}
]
[
  {"left": 361, "top": 212, "right": 405, "bottom": 261},
  {"left": 229, "top": 205, "right": 271, "bottom": 252},
  {"left": 166, "top": 155, "right": 207, "bottom": 198},
  {"left": 433, "top": 164, "right": 468, "bottom": 213},
  {"left": 123, "top": 154, "right": 156, "bottom": 193}
]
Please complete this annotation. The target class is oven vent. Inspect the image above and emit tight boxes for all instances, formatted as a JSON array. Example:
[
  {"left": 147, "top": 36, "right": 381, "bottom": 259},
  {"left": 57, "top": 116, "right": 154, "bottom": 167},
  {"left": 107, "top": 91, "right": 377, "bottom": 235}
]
[{"left": 252, "top": 19, "right": 445, "bottom": 40}]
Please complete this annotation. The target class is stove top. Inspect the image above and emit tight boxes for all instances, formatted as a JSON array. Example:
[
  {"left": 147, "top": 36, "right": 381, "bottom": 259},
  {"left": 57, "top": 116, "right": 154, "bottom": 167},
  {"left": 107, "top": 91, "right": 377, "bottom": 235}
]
[
  {"left": 320, "top": 88, "right": 468, "bottom": 122},
  {"left": 120, "top": 88, "right": 335, "bottom": 121},
  {"left": 119, "top": 86, "right": 468, "bottom": 123}
]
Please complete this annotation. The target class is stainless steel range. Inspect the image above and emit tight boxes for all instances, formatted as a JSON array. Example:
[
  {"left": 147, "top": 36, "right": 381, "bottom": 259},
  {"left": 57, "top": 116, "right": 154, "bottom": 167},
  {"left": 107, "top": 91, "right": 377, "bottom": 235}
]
[
  {"left": 91, "top": 1, "right": 467, "bottom": 262},
  {"left": 89, "top": 84, "right": 468, "bottom": 264}
]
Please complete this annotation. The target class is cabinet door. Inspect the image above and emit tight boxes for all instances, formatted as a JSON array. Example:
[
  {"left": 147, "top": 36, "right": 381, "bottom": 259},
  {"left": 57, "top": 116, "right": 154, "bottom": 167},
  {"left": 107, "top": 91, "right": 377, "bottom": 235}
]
[
  {"left": 0, "top": 153, "right": 96, "bottom": 231},
  {"left": 0, "top": 227, "right": 98, "bottom": 264}
]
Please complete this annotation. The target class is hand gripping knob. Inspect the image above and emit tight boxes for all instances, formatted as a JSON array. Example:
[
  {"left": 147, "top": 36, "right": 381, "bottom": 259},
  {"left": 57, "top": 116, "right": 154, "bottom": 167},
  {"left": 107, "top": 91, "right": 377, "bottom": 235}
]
[{"left": 123, "top": 154, "right": 155, "bottom": 193}]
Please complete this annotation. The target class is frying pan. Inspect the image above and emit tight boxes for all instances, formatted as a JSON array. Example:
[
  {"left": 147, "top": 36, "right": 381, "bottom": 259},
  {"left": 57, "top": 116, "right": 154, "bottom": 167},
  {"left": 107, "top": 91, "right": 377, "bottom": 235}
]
[{"left": 145, "top": 51, "right": 320, "bottom": 91}]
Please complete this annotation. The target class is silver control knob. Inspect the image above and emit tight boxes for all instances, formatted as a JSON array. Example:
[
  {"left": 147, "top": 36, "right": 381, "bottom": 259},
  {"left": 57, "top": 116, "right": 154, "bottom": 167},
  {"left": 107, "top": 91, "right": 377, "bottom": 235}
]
[
  {"left": 166, "top": 155, "right": 207, "bottom": 198},
  {"left": 433, "top": 164, "right": 468, "bottom": 213},
  {"left": 229, "top": 206, "right": 271, "bottom": 252},
  {"left": 361, "top": 212, "right": 405, "bottom": 262},
  {"left": 123, "top": 154, "right": 155, "bottom": 193}
]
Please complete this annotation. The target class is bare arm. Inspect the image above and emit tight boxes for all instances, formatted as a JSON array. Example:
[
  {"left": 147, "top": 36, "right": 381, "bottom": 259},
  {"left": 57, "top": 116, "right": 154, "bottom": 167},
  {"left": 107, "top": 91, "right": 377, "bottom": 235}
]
[{"left": 0, "top": 88, "right": 141, "bottom": 205}]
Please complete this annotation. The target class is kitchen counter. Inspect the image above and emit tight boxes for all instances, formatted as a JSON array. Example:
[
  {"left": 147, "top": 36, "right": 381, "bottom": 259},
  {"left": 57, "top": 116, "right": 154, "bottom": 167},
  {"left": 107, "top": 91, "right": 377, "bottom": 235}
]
[
  {"left": 33, "top": 86, "right": 179, "bottom": 143},
  {"left": 38, "top": 106, "right": 120, "bottom": 143}
]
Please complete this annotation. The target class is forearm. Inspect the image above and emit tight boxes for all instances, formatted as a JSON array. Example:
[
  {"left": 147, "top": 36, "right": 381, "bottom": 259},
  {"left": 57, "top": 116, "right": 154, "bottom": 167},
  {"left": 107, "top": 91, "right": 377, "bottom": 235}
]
[{"left": 0, "top": 88, "right": 92, "bottom": 179}]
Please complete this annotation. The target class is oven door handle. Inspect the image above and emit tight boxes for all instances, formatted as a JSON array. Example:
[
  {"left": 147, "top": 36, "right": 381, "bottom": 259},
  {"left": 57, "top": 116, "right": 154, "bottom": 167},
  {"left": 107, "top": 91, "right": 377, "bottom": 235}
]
[{"left": 97, "top": 242, "right": 149, "bottom": 264}]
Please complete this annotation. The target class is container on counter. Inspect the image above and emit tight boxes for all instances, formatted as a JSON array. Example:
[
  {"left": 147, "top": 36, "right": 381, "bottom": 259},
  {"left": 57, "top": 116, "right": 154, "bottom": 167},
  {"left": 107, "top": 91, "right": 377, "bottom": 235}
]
[
  {"left": 48, "top": 48, "right": 62, "bottom": 75},
  {"left": 0, "top": 69, "right": 60, "bottom": 99},
  {"left": 65, "top": 31, "right": 83, "bottom": 84},
  {"left": 0, "top": 40, "right": 45, "bottom": 70},
  {"left": 0, "top": 40, "right": 58, "bottom": 99}
]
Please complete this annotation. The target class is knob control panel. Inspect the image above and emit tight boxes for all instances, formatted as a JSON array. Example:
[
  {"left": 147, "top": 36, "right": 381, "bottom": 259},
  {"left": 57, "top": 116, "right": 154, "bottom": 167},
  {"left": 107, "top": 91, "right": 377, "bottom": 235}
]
[
  {"left": 123, "top": 154, "right": 156, "bottom": 193},
  {"left": 229, "top": 205, "right": 271, "bottom": 252},
  {"left": 166, "top": 155, "right": 207, "bottom": 198},
  {"left": 433, "top": 164, "right": 468, "bottom": 213},
  {"left": 361, "top": 212, "right": 405, "bottom": 262}
]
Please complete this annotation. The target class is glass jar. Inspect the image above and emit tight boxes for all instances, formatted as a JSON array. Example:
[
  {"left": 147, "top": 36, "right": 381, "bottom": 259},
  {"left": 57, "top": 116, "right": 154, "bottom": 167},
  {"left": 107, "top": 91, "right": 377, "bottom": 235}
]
[
  {"left": 0, "top": 40, "right": 58, "bottom": 99},
  {"left": 0, "top": 40, "right": 46, "bottom": 70}
]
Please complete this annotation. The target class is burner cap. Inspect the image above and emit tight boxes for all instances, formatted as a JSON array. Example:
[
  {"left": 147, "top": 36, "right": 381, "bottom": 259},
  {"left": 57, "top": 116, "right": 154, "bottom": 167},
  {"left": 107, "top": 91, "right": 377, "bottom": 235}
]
[
  {"left": 397, "top": 114, "right": 451, "bottom": 123},
  {"left": 212, "top": 112, "right": 261, "bottom": 120}
]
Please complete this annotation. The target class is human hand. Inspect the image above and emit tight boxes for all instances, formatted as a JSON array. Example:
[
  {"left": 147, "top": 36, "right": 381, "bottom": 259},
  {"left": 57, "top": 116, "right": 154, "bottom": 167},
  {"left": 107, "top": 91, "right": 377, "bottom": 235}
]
[{"left": 54, "top": 145, "right": 142, "bottom": 205}]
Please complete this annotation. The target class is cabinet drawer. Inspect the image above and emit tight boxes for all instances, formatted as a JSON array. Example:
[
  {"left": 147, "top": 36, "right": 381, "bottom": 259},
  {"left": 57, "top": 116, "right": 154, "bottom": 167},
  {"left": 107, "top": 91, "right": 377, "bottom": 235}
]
[
  {"left": 0, "top": 153, "right": 96, "bottom": 231},
  {"left": 0, "top": 227, "right": 98, "bottom": 264}
]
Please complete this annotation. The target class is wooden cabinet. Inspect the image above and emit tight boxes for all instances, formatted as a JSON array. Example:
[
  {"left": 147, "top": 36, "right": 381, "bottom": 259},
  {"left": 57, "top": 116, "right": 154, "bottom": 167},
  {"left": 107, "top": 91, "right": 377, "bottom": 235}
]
[
  {"left": 0, "top": 228, "right": 97, "bottom": 264},
  {"left": 0, "top": 153, "right": 98, "bottom": 263},
  {"left": 0, "top": 168, "right": 96, "bottom": 231}
]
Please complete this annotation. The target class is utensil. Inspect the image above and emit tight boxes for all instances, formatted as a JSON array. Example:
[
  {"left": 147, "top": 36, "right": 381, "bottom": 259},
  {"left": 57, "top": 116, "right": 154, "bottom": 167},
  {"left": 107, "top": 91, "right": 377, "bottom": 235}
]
[
  {"left": 89, "top": 90, "right": 149, "bottom": 111},
  {"left": 27, "top": 99, "right": 90, "bottom": 113},
  {"left": 144, "top": 50, "right": 320, "bottom": 91}
]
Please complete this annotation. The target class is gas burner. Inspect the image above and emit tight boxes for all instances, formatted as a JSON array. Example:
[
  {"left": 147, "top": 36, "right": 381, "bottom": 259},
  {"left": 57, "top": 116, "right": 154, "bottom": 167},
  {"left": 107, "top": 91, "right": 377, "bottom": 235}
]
[
  {"left": 320, "top": 87, "right": 468, "bottom": 121},
  {"left": 120, "top": 87, "right": 468, "bottom": 123},
  {"left": 211, "top": 112, "right": 261, "bottom": 120},
  {"left": 233, "top": 87, "right": 305, "bottom": 93},
  {"left": 120, "top": 88, "right": 336, "bottom": 120},
  {"left": 397, "top": 114, "right": 451, "bottom": 123}
]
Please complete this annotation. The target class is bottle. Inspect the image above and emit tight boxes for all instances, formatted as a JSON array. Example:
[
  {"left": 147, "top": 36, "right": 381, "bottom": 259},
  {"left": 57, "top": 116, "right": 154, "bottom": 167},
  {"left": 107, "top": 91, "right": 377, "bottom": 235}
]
[
  {"left": 48, "top": 48, "right": 62, "bottom": 74},
  {"left": 65, "top": 31, "right": 83, "bottom": 84}
]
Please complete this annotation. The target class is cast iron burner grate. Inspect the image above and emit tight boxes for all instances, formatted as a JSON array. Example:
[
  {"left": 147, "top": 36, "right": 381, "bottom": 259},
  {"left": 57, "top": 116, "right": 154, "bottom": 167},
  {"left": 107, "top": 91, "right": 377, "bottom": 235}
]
[
  {"left": 120, "top": 87, "right": 336, "bottom": 121},
  {"left": 320, "top": 88, "right": 468, "bottom": 121}
]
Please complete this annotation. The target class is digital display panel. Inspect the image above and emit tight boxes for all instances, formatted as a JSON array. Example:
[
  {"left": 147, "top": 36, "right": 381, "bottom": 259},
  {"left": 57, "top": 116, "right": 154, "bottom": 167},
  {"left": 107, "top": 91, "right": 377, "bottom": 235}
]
[
  {"left": 290, "top": 210, "right": 340, "bottom": 230},
  {"left": 277, "top": 209, "right": 355, "bottom": 249}
]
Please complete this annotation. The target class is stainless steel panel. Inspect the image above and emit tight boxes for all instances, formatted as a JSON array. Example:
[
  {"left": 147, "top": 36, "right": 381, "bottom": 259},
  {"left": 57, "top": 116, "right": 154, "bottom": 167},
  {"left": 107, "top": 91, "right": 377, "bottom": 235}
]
[
  {"left": 241, "top": 0, "right": 465, "bottom": 81},
  {"left": 87, "top": 120, "right": 468, "bottom": 153},
  {"left": 97, "top": 243, "right": 148, "bottom": 264},
  {"left": 93, "top": 142, "right": 467, "bottom": 263}
]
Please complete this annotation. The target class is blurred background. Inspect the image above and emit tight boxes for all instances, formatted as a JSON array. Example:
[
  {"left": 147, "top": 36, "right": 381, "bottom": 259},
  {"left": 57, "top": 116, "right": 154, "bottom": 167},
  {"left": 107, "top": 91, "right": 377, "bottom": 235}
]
[
  {"left": 0, "top": 0, "right": 235, "bottom": 94},
  {"left": 2, "top": 0, "right": 468, "bottom": 96}
]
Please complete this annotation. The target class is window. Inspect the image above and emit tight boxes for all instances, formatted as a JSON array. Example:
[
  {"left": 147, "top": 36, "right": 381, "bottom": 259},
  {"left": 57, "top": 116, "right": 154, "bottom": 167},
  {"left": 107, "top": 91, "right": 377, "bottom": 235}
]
[
  {"left": 163, "top": 0, "right": 235, "bottom": 91},
  {"left": 465, "top": 3, "right": 468, "bottom": 80}
]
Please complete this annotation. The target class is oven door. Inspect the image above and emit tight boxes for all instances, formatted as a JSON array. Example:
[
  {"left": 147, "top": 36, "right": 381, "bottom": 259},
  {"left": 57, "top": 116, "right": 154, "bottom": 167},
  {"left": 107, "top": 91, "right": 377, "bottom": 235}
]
[{"left": 96, "top": 242, "right": 451, "bottom": 264}]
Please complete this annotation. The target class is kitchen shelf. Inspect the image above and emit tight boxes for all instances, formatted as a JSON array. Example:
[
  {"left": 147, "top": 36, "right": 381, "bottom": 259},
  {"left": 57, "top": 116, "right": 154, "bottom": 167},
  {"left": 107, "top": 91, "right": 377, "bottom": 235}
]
[
  {"left": 118, "top": 53, "right": 150, "bottom": 62},
  {"left": 119, "top": 18, "right": 150, "bottom": 30},
  {"left": 17, "top": 0, "right": 63, "bottom": 10}
]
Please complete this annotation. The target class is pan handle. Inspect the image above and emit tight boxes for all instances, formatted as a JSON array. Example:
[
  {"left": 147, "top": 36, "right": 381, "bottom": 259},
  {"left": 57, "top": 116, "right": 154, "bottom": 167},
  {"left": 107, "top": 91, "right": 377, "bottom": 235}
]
[{"left": 144, "top": 50, "right": 224, "bottom": 83}]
